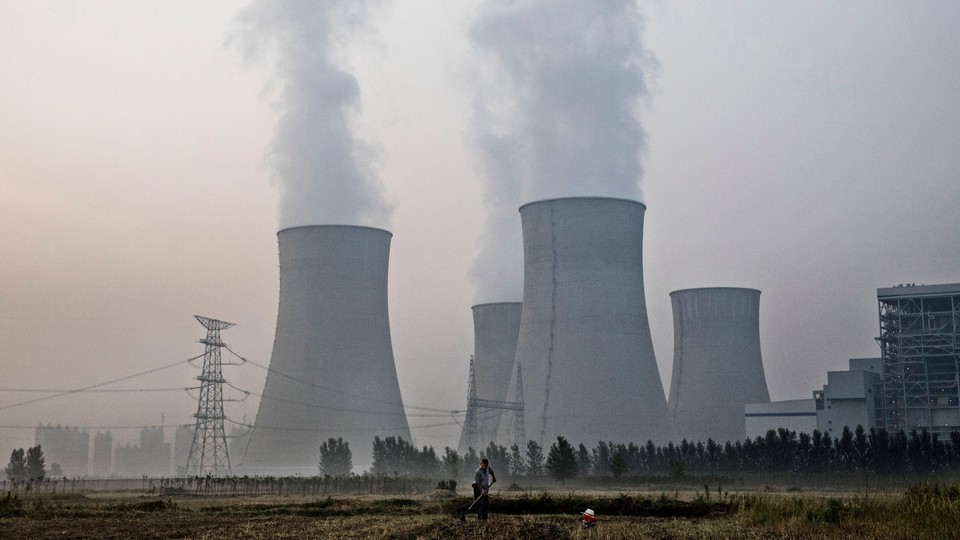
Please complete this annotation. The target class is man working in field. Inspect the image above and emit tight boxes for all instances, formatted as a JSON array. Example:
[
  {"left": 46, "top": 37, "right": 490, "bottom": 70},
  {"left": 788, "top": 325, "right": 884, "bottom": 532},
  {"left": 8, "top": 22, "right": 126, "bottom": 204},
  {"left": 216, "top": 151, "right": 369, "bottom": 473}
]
[{"left": 472, "top": 458, "right": 497, "bottom": 521}]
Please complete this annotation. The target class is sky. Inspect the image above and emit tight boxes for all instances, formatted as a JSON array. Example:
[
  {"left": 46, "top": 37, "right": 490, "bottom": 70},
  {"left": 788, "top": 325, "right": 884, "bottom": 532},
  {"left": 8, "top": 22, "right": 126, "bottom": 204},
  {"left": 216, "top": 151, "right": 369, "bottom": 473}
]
[{"left": 1, "top": 0, "right": 959, "bottom": 457}]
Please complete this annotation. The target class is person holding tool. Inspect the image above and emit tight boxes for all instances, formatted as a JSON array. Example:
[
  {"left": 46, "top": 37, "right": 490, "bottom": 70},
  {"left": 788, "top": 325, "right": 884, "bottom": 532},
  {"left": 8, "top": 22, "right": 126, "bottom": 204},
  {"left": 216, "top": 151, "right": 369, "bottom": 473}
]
[{"left": 472, "top": 457, "right": 497, "bottom": 521}]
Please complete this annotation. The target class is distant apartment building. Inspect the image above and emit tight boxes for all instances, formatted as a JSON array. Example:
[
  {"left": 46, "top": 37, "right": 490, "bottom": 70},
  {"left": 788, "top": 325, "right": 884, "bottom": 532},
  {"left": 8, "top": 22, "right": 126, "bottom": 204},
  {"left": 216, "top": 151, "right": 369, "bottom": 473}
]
[
  {"left": 173, "top": 426, "right": 194, "bottom": 476},
  {"left": 34, "top": 425, "right": 89, "bottom": 476},
  {"left": 92, "top": 431, "right": 113, "bottom": 477},
  {"left": 112, "top": 427, "right": 171, "bottom": 477}
]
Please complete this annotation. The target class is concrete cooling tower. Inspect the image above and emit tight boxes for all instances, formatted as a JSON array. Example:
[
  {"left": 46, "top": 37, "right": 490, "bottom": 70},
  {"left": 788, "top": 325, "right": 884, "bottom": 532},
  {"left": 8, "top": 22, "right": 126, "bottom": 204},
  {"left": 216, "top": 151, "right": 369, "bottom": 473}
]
[
  {"left": 500, "top": 197, "right": 672, "bottom": 447},
  {"left": 668, "top": 287, "right": 770, "bottom": 444},
  {"left": 457, "top": 302, "right": 522, "bottom": 455},
  {"left": 241, "top": 225, "right": 411, "bottom": 474}
]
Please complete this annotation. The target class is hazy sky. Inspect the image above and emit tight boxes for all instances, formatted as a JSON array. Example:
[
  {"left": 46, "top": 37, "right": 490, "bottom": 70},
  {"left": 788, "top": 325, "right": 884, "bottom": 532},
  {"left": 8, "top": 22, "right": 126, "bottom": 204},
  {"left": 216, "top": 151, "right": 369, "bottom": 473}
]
[{"left": 2, "top": 1, "right": 959, "bottom": 455}]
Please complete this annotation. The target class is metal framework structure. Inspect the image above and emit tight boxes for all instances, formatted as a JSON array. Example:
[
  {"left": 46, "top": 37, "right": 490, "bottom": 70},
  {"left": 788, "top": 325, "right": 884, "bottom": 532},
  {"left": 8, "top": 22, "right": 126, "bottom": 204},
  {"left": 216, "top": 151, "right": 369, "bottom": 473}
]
[
  {"left": 185, "top": 315, "right": 235, "bottom": 476},
  {"left": 463, "top": 357, "right": 526, "bottom": 450},
  {"left": 878, "top": 285, "right": 960, "bottom": 437}
]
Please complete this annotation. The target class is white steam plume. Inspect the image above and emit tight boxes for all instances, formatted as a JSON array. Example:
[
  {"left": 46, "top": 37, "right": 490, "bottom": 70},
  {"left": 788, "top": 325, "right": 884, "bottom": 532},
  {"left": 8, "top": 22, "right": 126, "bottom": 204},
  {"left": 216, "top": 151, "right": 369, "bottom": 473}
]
[
  {"left": 238, "top": 0, "right": 391, "bottom": 230},
  {"left": 468, "top": 0, "right": 655, "bottom": 301}
]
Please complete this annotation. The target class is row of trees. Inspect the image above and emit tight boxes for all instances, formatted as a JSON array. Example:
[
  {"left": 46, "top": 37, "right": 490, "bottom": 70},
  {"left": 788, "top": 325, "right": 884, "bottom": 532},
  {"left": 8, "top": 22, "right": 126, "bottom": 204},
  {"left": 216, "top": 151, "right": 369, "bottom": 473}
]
[
  {"left": 17, "top": 427, "right": 960, "bottom": 483},
  {"left": 4, "top": 445, "right": 46, "bottom": 482},
  {"left": 319, "top": 427, "right": 960, "bottom": 482},
  {"left": 494, "top": 427, "right": 960, "bottom": 480}
]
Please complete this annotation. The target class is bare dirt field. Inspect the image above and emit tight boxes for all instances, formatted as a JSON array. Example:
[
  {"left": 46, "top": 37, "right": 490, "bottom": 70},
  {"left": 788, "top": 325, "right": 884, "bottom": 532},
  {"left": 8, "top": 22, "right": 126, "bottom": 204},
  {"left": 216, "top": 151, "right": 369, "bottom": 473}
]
[{"left": 2, "top": 483, "right": 958, "bottom": 539}]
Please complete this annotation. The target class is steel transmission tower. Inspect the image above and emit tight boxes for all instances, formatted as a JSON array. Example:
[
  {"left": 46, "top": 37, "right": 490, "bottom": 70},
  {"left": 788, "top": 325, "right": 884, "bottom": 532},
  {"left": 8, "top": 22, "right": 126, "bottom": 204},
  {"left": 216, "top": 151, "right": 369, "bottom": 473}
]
[
  {"left": 513, "top": 363, "right": 526, "bottom": 449},
  {"left": 463, "top": 356, "right": 480, "bottom": 451},
  {"left": 185, "top": 315, "right": 235, "bottom": 476},
  {"left": 464, "top": 356, "right": 526, "bottom": 450}
]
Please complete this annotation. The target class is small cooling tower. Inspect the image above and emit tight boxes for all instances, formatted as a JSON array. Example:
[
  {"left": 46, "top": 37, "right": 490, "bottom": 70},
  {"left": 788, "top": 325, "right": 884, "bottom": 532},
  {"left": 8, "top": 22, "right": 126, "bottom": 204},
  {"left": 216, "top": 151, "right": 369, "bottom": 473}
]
[
  {"left": 668, "top": 287, "right": 769, "bottom": 443},
  {"left": 241, "top": 226, "right": 411, "bottom": 474},
  {"left": 500, "top": 197, "right": 671, "bottom": 447},
  {"left": 457, "top": 302, "right": 522, "bottom": 454}
]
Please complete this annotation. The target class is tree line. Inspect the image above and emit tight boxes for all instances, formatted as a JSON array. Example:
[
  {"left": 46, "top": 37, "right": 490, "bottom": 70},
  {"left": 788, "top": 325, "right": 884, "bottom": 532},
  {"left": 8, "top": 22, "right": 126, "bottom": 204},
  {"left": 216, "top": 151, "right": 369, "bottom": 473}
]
[
  {"left": 14, "top": 427, "right": 958, "bottom": 482},
  {"left": 318, "top": 427, "right": 960, "bottom": 482}
]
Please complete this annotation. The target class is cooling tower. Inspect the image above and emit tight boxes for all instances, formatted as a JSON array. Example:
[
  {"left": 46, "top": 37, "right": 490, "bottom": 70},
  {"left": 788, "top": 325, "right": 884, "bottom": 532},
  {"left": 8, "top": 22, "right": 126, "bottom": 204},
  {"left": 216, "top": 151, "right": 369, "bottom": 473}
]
[
  {"left": 241, "top": 225, "right": 411, "bottom": 474},
  {"left": 668, "top": 287, "right": 770, "bottom": 444},
  {"left": 457, "top": 302, "right": 523, "bottom": 454},
  {"left": 500, "top": 197, "right": 671, "bottom": 447}
]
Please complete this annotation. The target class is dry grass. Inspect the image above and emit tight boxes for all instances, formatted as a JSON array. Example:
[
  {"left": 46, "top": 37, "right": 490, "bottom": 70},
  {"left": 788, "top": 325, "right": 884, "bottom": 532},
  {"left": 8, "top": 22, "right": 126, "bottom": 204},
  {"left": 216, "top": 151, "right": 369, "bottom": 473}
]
[{"left": 3, "top": 485, "right": 960, "bottom": 539}]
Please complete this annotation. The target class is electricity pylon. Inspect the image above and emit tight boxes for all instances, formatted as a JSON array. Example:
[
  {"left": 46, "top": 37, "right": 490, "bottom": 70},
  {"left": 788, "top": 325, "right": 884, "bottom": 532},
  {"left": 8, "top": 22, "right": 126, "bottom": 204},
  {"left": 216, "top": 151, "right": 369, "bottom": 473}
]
[
  {"left": 464, "top": 357, "right": 526, "bottom": 451},
  {"left": 185, "top": 315, "right": 234, "bottom": 476}
]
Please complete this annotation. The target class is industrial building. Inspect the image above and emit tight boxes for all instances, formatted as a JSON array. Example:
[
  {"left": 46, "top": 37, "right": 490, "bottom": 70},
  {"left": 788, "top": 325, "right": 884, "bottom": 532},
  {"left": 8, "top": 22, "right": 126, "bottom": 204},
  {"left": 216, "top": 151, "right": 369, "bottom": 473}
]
[
  {"left": 241, "top": 226, "right": 411, "bottom": 474},
  {"left": 500, "top": 197, "right": 671, "bottom": 447},
  {"left": 745, "top": 283, "right": 960, "bottom": 440},
  {"left": 745, "top": 358, "right": 881, "bottom": 439},
  {"left": 815, "top": 358, "right": 882, "bottom": 436},
  {"left": 668, "top": 287, "right": 770, "bottom": 443},
  {"left": 877, "top": 283, "right": 960, "bottom": 437},
  {"left": 744, "top": 399, "right": 817, "bottom": 439},
  {"left": 457, "top": 302, "right": 523, "bottom": 454}
]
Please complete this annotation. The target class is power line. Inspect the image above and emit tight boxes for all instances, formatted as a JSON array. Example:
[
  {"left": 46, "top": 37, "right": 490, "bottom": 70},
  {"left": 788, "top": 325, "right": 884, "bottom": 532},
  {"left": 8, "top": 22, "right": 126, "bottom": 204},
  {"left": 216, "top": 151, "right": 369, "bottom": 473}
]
[
  {"left": 224, "top": 381, "right": 452, "bottom": 419},
  {"left": 0, "top": 424, "right": 185, "bottom": 431},
  {"left": 225, "top": 417, "right": 462, "bottom": 433},
  {"left": 226, "top": 346, "right": 455, "bottom": 414},
  {"left": 0, "top": 354, "right": 205, "bottom": 412},
  {"left": 0, "top": 387, "right": 194, "bottom": 394}
]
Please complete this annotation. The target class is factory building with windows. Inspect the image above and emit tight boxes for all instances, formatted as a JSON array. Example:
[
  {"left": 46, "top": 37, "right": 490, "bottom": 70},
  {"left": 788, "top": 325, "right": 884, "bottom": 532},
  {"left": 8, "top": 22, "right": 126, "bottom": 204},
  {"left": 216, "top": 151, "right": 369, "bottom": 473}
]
[
  {"left": 877, "top": 283, "right": 960, "bottom": 437},
  {"left": 747, "top": 283, "right": 960, "bottom": 440}
]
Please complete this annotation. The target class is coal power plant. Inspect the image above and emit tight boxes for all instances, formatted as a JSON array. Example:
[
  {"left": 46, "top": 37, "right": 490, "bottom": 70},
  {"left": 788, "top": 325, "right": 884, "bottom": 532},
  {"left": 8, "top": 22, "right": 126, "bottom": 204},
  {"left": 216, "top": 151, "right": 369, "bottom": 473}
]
[
  {"left": 240, "top": 225, "right": 411, "bottom": 474},
  {"left": 457, "top": 302, "right": 523, "bottom": 454},
  {"left": 668, "top": 287, "right": 770, "bottom": 443},
  {"left": 500, "top": 197, "right": 672, "bottom": 447}
]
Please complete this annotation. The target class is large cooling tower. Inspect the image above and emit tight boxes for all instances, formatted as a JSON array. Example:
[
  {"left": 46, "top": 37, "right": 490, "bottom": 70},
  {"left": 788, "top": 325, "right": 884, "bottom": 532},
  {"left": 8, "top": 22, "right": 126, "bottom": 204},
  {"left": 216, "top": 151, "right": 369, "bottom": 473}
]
[
  {"left": 668, "top": 287, "right": 769, "bottom": 443},
  {"left": 457, "top": 302, "right": 522, "bottom": 454},
  {"left": 241, "top": 225, "right": 411, "bottom": 474},
  {"left": 501, "top": 197, "right": 671, "bottom": 447}
]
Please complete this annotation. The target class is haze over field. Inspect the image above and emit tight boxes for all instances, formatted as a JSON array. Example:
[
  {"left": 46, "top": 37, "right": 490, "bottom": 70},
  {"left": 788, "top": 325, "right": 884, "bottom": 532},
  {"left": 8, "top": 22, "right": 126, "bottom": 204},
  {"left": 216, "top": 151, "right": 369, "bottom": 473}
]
[{"left": 2, "top": 0, "right": 959, "bottom": 455}]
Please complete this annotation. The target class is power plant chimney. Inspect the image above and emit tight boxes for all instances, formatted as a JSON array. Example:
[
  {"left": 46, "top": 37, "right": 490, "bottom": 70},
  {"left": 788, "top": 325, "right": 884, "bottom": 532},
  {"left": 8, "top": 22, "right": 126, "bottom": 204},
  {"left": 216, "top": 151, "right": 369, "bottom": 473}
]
[
  {"left": 501, "top": 197, "right": 671, "bottom": 446},
  {"left": 668, "top": 287, "right": 769, "bottom": 443},
  {"left": 241, "top": 225, "right": 411, "bottom": 474},
  {"left": 458, "top": 302, "right": 522, "bottom": 454}
]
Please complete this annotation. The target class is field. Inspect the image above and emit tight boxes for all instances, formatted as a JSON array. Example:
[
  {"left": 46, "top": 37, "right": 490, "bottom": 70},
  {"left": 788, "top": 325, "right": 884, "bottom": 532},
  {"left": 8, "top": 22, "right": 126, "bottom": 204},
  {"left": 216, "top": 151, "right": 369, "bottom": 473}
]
[{"left": 3, "top": 482, "right": 960, "bottom": 539}]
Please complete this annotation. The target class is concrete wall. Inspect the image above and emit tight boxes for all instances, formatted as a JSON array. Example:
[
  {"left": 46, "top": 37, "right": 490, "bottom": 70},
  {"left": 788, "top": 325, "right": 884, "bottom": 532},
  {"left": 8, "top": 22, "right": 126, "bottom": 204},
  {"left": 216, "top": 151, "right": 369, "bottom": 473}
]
[
  {"left": 458, "top": 302, "right": 522, "bottom": 454},
  {"left": 745, "top": 399, "right": 817, "bottom": 439},
  {"left": 669, "top": 288, "right": 770, "bottom": 444},
  {"left": 241, "top": 226, "right": 411, "bottom": 474},
  {"left": 501, "top": 197, "right": 671, "bottom": 447},
  {"left": 849, "top": 357, "right": 881, "bottom": 374}
]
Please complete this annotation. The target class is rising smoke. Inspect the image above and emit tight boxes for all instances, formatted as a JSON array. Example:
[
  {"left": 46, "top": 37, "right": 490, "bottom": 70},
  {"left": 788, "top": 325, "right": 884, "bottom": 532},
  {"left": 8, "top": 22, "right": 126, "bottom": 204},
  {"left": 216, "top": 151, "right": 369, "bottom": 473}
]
[
  {"left": 237, "top": 0, "right": 391, "bottom": 230},
  {"left": 468, "top": 0, "right": 656, "bottom": 301}
]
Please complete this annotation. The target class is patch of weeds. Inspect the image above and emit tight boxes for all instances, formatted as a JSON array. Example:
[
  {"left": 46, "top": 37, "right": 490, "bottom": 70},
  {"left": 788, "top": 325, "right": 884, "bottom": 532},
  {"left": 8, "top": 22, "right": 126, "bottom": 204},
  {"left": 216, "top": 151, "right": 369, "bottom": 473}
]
[
  {"left": 436, "top": 480, "right": 457, "bottom": 492},
  {"left": 805, "top": 498, "right": 845, "bottom": 525},
  {"left": 107, "top": 499, "right": 178, "bottom": 513},
  {"left": 0, "top": 491, "right": 24, "bottom": 517},
  {"left": 440, "top": 492, "right": 735, "bottom": 519}
]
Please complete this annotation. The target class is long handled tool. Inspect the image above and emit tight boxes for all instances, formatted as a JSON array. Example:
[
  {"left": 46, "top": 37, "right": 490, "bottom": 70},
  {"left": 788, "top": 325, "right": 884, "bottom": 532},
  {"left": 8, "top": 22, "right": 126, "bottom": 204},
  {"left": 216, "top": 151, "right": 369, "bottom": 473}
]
[
  {"left": 466, "top": 491, "right": 485, "bottom": 511},
  {"left": 459, "top": 481, "right": 495, "bottom": 521},
  {"left": 458, "top": 491, "right": 485, "bottom": 522}
]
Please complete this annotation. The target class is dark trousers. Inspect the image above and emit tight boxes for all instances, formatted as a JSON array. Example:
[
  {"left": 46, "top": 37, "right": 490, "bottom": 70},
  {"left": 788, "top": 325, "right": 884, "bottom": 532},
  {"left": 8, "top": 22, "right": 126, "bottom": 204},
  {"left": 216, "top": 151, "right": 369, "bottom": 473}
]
[{"left": 472, "top": 484, "right": 489, "bottom": 520}]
